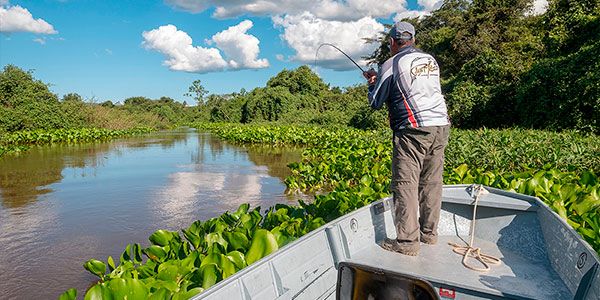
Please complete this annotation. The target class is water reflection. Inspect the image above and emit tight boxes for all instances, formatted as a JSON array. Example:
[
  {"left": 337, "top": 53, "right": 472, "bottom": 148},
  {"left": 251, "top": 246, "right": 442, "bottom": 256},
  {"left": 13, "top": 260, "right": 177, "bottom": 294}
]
[
  {"left": 153, "top": 133, "right": 303, "bottom": 228},
  {"left": 0, "top": 129, "right": 302, "bottom": 299},
  {"left": 0, "top": 133, "right": 188, "bottom": 209}
]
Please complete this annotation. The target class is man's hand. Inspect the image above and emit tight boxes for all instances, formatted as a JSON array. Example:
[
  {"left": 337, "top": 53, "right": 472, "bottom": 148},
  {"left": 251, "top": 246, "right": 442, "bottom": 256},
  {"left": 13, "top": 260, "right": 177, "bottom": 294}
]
[{"left": 363, "top": 68, "right": 377, "bottom": 86}]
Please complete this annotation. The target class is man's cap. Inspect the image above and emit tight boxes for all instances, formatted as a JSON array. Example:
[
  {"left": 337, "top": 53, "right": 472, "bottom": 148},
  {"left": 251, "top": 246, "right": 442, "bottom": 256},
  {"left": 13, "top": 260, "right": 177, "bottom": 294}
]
[{"left": 390, "top": 21, "right": 415, "bottom": 40}]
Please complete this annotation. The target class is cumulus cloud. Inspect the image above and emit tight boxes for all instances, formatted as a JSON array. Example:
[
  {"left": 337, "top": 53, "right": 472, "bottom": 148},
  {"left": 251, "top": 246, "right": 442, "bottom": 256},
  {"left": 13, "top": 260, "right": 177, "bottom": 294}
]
[
  {"left": 142, "top": 24, "right": 228, "bottom": 72},
  {"left": 162, "top": 1, "right": 449, "bottom": 72},
  {"left": 142, "top": 20, "right": 268, "bottom": 73},
  {"left": 529, "top": 0, "right": 548, "bottom": 16},
  {"left": 273, "top": 12, "right": 384, "bottom": 71},
  {"left": 417, "top": 0, "right": 443, "bottom": 12},
  {"left": 166, "top": 0, "right": 415, "bottom": 21},
  {"left": 210, "top": 20, "right": 269, "bottom": 69},
  {"left": 0, "top": 5, "right": 57, "bottom": 34}
]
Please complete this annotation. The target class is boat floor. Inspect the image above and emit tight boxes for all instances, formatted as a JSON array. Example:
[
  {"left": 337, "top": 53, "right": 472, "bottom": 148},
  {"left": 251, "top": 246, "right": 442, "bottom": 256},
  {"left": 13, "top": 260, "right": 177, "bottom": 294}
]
[{"left": 346, "top": 236, "right": 572, "bottom": 299}]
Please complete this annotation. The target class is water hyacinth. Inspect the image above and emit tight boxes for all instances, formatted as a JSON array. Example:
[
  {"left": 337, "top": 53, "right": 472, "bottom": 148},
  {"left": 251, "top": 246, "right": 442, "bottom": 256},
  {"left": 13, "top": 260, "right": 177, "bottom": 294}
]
[
  {"left": 0, "top": 127, "right": 154, "bottom": 157},
  {"left": 61, "top": 123, "right": 599, "bottom": 299}
]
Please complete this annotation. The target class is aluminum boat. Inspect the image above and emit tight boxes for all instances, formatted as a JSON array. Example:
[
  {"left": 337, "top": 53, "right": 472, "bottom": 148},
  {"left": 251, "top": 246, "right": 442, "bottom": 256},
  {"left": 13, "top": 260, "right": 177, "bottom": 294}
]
[{"left": 192, "top": 184, "right": 599, "bottom": 299}]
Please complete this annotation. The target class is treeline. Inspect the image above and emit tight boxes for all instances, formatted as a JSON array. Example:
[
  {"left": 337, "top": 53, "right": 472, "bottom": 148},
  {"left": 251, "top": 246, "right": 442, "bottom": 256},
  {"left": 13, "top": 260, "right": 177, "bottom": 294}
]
[
  {"left": 367, "top": 0, "right": 599, "bottom": 132},
  {"left": 195, "top": 66, "right": 387, "bottom": 130},
  {"left": 0, "top": 65, "right": 197, "bottom": 134}
]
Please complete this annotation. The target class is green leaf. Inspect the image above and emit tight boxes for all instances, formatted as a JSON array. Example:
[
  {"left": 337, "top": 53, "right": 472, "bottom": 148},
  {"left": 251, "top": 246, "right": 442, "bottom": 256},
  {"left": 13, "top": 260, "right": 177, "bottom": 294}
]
[
  {"left": 206, "top": 232, "right": 228, "bottom": 251},
  {"left": 226, "top": 251, "right": 247, "bottom": 270},
  {"left": 246, "top": 229, "right": 279, "bottom": 265},
  {"left": 182, "top": 222, "right": 203, "bottom": 250},
  {"left": 107, "top": 278, "right": 148, "bottom": 300},
  {"left": 200, "top": 252, "right": 236, "bottom": 276},
  {"left": 137, "top": 264, "right": 157, "bottom": 279},
  {"left": 58, "top": 288, "right": 77, "bottom": 300},
  {"left": 172, "top": 287, "right": 204, "bottom": 300},
  {"left": 180, "top": 250, "right": 200, "bottom": 269},
  {"left": 454, "top": 164, "right": 469, "bottom": 179},
  {"left": 106, "top": 256, "right": 115, "bottom": 272},
  {"left": 199, "top": 264, "right": 220, "bottom": 289},
  {"left": 132, "top": 243, "right": 143, "bottom": 264},
  {"left": 157, "top": 264, "right": 179, "bottom": 282},
  {"left": 571, "top": 188, "right": 599, "bottom": 216},
  {"left": 120, "top": 244, "right": 132, "bottom": 264},
  {"left": 270, "top": 226, "right": 295, "bottom": 247},
  {"left": 147, "top": 279, "right": 179, "bottom": 293},
  {"left": 83, "top": 259, "right": 107, "bottom": 278},
  {"left": 144, "top": 245, "right": 168, "bottom": 262},
  {"left": 84, "top": 284, "right": 113, "bottom": 300},
  {"left": 224, "top": 231, "right": 249, "bottom": 251},
  {"left": 580, "top": 171, "right": 598, "bottom": 186},
  {"left": 149, "top": 230, "right": 174, "bottom": 246},
  {"left": 233, "top": 203, "right": 250, "bottom": 218},
  {"left": 148, "top": 288, "right": 173, "bottom": 300},
  {"left": 360, "top": 174, "right": 372, "bottom": 186}
]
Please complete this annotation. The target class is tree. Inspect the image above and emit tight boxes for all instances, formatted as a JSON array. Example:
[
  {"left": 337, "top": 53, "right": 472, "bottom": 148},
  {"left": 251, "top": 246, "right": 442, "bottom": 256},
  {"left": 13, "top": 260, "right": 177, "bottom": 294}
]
[
  {"left": 100, "top": 100, "right": 115, "bottom": 107},
  {"left": 184, "top": 79, "right": 208, "bottom": 105},
  {"left": 62, "top": 93, "right": 84, "bottom": 103},
  {"left": 266, "top": 65, "right": 329, "bottom": 97},
  {"left": 123, "top": 96, "right": 151, "bottom": 106},
  {"left": 0, "top": 65, "right": 69, "bottom": 131}
]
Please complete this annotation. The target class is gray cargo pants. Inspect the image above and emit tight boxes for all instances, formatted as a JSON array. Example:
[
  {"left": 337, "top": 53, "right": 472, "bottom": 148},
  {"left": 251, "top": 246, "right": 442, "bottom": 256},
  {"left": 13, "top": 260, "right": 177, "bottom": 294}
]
[{"left": 391, "top": 125, "right": 450, "bottom": 252}]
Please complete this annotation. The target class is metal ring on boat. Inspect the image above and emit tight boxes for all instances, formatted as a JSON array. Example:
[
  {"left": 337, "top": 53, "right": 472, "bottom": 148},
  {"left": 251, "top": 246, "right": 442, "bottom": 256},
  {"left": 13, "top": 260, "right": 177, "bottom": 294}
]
[
  {"left": 577, "top": 252, "right": 587, "bottom": 269},
  {"left": 350, "top": 218, "right": 358, "bottom": 232}
]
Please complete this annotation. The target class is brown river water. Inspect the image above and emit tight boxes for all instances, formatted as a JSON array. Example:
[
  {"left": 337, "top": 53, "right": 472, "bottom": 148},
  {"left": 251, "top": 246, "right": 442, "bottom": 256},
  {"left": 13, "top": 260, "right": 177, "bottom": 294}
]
[{"left": 0, "top": 128, "right": 303, "bottom": 299}]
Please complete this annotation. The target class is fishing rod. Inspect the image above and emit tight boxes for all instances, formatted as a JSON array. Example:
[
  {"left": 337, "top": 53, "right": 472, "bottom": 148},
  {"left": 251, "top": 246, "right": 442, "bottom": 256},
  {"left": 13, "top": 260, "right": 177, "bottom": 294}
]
[{"left": 314, "top": 43, "right": 366, "bottom": 73}]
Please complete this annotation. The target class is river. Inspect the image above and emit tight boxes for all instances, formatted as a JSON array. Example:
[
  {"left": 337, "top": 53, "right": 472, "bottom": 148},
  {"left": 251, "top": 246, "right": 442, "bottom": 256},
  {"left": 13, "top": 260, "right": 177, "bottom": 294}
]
[{"left": 0, "top": 128, "right": 303, "bottom": 299}]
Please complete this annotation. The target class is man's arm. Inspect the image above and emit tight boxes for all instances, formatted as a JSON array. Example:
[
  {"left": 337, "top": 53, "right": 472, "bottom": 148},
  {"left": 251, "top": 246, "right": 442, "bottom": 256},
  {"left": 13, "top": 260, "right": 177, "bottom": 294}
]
[{"left": 365, "top": 67, "right": 392, "bottom": 110}]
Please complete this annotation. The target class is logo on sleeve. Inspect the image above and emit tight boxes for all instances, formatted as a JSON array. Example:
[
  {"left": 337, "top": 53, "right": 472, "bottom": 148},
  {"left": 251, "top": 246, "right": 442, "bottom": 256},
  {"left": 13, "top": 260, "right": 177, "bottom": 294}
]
[{"left": 410, "top": 57, "right": 439, "bottom": 82}]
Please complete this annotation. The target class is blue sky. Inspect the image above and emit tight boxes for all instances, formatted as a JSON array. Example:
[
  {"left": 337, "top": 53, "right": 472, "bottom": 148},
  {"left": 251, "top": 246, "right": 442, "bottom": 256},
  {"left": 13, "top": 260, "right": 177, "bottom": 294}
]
[{"left": 0, "top": 0, "right": 436, "bottom": 105}]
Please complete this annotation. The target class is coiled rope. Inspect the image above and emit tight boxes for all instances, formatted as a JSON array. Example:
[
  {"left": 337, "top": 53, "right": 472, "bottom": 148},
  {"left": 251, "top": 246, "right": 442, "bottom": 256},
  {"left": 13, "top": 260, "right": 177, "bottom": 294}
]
[{"left": 448, "top": 185, "right": 501, "bottom": 272}]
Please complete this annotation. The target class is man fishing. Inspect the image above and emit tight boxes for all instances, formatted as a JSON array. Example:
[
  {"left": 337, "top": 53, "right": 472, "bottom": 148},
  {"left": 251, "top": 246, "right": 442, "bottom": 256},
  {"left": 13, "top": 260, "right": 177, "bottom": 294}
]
[{"left": 363, "top": 21, "right": 450, "bottom": 256}]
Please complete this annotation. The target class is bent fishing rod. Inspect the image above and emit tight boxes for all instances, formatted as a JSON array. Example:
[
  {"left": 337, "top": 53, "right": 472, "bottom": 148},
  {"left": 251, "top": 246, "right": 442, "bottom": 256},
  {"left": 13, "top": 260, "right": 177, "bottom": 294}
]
[{"left": 315, "top": 43, "right": 367, "bottom": 73}]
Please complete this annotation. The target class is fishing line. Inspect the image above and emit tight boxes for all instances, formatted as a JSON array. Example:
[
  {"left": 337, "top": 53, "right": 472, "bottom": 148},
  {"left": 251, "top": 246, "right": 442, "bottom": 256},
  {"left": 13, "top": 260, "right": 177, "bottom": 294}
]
[{"left": 314, "top": 43, "right": 366, "bottom": 73}]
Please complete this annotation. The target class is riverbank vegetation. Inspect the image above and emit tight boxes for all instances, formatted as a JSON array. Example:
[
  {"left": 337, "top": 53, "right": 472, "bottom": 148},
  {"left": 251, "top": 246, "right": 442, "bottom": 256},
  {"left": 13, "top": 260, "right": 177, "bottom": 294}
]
[{"left": 0, "top": 65, "right": 199, "bottom": 156}]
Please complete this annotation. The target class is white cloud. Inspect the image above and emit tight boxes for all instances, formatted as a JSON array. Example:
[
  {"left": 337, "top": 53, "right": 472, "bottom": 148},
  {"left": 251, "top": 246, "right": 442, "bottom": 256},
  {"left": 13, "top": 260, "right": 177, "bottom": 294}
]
[
  {"left": 393, "top": 10, "right": 430, "bottom": 22},
  {"left": 166, "top": 0, "right": 415, "bottom": 21},
  {"left": 210, "top": 20, "right": 269, "bottom": 69},
  {"left": 275, "top": 54, "right": 285, "bottom": 61},
  {"left": 162, "top": 1, "right": 450, "bottom": 72},
  {"left": 105, "top": 48, "right": 113, "bottom": 55},
  {"left": 142, "top": 24, "right": 228, "bottom": 73},
  {"left": 0, "top": 5, "right": 57, "bottom": 34},
  {"left": 417, "top": 0, "right": 443, "bottom": 12},
  {"left": 529, "top": 0, "right": 548, "bottom": 16},
  {"left": 273, "top": 12, "right": 384, "bottom": 71},
  {"left": 142, "top": 21, "right": 268, "bottom": 73},
  {"left": 32, "top": 37, "right": 45, "bottom": 44}
]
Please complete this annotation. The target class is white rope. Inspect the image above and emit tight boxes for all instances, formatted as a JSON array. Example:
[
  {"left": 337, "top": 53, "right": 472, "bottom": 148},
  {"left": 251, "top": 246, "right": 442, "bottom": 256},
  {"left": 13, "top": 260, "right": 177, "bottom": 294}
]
[{"left": 448, "top": 185, "right": 501, "bottom": 272}]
